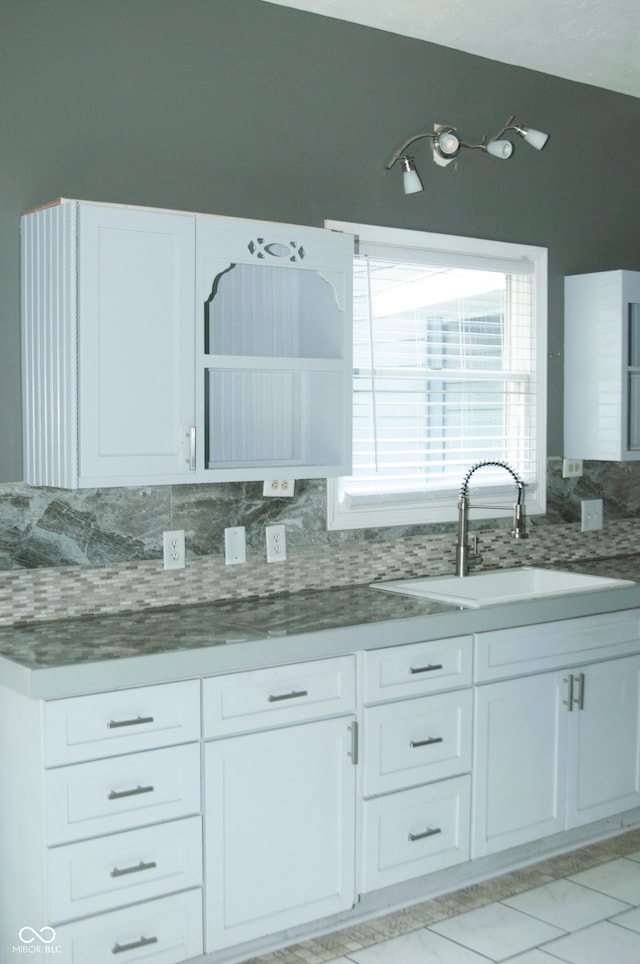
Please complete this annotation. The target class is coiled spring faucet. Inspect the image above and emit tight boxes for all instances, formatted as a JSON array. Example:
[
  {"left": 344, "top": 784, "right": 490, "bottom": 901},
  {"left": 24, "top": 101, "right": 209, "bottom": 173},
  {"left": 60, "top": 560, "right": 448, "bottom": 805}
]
[{"left": 455, "top": 460, "right": 527, "bottom": 576}]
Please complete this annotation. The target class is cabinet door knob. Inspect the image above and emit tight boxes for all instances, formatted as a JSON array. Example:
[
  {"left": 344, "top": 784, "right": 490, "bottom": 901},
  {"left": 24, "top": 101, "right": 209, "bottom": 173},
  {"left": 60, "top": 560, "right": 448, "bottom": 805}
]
[{"left": 563, "top": 674, "right": 575, "bottom": 711}]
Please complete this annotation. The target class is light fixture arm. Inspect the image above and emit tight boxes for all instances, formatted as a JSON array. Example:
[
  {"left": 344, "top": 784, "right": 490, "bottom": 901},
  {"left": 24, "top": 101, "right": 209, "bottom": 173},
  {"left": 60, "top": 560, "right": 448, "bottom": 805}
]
[{"left": 385, "top": 132, "right": 437, "bottom": 169}]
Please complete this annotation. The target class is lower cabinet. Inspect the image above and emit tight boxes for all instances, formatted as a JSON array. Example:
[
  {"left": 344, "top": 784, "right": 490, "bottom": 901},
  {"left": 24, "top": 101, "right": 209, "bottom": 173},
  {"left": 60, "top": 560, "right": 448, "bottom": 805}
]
[
  {"left": 204, "top": 715, "right": 357, "bottom": 951},
  {"left": 473, "top": 653, "right": 640, "bottom": 857}
]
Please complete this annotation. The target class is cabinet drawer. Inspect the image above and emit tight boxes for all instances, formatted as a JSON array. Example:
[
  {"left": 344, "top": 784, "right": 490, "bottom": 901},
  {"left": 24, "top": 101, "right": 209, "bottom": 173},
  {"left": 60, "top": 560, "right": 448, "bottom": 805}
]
[
  {"left": 361, "top": 775, "right": 471, "bottom": 892},
  {"left": 44, "top": 680, "right": 201, "bottom": 766},
  {"left": 203, "top": 656, "right": 355, "bottom": 737},
  {"left": 46, "top": 743, "right": 201, "bottom": 845},
  {"left": 363, "top": 690, "right": 472, "bottom": 796},
  {"left": 363, "top": 636, "right": 472, "bottom": 704},
  {"left": 475, "top": 610, "right": 640, "bottom": 682},
  {"left": 53, "top": 888, "right": 203, "bottom": 964},
  {"left": 47, "top": 816, "right": 202, "bottom": 923}
]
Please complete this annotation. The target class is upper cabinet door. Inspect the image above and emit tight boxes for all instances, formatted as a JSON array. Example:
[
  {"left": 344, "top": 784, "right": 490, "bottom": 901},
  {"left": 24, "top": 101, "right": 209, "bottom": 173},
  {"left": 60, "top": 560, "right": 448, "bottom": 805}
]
[
  {"left": 22, "top": 200, "right": 196, "bottom": 488},
  {"left": 565, "top": 269, "right": 640, "bottom": 461},
  {"left": 77, "top": 204, "right": 196, "bottom": 486},
  {"left": 194, "top": 214, "right": 353, "bottom": 482}
]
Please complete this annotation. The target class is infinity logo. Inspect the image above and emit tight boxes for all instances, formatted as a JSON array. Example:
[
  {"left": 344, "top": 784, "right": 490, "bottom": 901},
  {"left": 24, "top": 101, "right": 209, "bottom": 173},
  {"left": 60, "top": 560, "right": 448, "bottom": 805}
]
[{"left": 18, "top": 927, "right": 56, "bottom": 944}]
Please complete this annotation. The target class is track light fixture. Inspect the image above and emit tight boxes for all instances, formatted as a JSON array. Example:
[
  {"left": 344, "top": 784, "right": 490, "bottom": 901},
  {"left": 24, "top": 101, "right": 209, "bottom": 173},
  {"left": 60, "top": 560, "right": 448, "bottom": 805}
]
[{"left": 385, "top": 114, "right": 549, "bottom": 194}]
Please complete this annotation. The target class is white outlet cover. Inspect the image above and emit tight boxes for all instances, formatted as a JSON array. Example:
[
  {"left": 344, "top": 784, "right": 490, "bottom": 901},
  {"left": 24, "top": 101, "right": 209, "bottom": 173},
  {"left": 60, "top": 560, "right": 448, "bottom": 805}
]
[{"left": 266, "top": 523, "right": 287, "bottom": 562}]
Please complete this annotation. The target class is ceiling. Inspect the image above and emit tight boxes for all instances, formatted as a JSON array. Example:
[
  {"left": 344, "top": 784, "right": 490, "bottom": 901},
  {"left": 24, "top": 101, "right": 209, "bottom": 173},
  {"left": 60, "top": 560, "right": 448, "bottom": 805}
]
[{"left": 259, "top": 0, "right": 640, "bottom": 100}]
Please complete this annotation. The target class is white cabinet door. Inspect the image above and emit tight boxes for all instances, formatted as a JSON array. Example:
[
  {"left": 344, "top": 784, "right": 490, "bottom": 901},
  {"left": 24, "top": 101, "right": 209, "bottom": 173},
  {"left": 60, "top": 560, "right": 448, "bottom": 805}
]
[
  {"left": 204, "top": 716, "right": 356, "bottom": 951},
  {"left": 472, "top": 672, "right": 568, "bottom": 858},
  {"left": 565, "top": 269, "right": 640, "bottom": 461},
  {"left": 567, "top": 655, "right": 640, "bottom": 827},
  {"left": 22, "top": 200, "right": 196, "bottom": 487},
  {"left": 78, "top": 203, "right": 196, "bottom": 486}
]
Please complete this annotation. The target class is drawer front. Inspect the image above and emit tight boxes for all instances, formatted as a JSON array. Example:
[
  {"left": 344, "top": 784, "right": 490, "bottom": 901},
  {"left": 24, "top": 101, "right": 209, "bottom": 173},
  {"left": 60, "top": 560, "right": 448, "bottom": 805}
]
[
  {"left": 361, "top": 775, "right": 471, "bottom": 892},
  {"left": 363, "top": 636, "right": 472, "bottom": 704},
  {"left": 47, "top": 816, "right": 202, "bottom": 923},
  {"left": 203, "top": 656, "right": 355, "bottom": 737},
  {"left": 363, "top": 690, "right": 472, "bottom": 796},
  {"left": 46, "top": 743, "right": 201, "bottom": 845},
  {"left": 475, "top": 609, "right": 640, "bottom": 682},
  {"left": 44, "top": 680, "right": 201, "bottom": 766},
  {"left": 53, "top": 888, "right": 203, "bottom": 964}
]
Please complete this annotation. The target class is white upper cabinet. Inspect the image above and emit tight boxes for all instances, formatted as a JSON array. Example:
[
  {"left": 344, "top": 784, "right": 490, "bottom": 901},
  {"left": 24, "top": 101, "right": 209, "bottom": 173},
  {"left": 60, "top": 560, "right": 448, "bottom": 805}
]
[
  {"left": 565, "top": 269, "right": 640, "bottom": 461},
  {"left": 195, "top": 214, "right": 353, "bottom": 481},
  {"left": 22, "top": 200, "right": 196, "bottom": 488},
  {"left": 21, "top": 200, "right": 353, "bottom": 488}
]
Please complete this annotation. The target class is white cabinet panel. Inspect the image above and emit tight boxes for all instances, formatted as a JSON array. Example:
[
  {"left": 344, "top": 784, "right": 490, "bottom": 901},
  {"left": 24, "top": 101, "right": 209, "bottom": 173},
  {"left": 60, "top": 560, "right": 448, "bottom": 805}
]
[
  {"left": 363, "top": 636, "right": 472, "bottom": 703},
  {"left": 363, "top": 690, "right": 472, "bottom": 796},
  {"left": 204, "top": 716, "right": 356, "bottom": 950},
  {"left": 203, "top": 655, "right": 355, "bottom": 737},
  {"left": 565, "top": 269, "right": 640, "bottom": 460},
  {"left": 21, "top": 200, "right": 196, "bottom": 487},
  {"left": 473, "top": 672, "right": 568, "bottom": 858},
  {"left": 361, "top": 776, "right": 471, "bottom": 892},
  {"left": 46, "top": 743, "right": 201, "bottom": 845},
  {"left": 53, "top": 889, "right": 203, "bottom": 964},
  {"left": 44, "top": 680, "right": 200, "bottom": 766},
  {"left": 46, "top": 816, "right": 202, "bottom": 923}
]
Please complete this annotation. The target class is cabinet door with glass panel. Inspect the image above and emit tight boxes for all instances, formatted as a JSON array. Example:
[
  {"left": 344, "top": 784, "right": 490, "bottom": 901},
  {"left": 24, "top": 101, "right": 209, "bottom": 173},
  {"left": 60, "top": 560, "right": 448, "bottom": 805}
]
[
  {"left": 195, "top": 215, "right": 353, "bottom": 482},
  {"left": 565, "top": 269, "right": 640, "bottom": 461}
]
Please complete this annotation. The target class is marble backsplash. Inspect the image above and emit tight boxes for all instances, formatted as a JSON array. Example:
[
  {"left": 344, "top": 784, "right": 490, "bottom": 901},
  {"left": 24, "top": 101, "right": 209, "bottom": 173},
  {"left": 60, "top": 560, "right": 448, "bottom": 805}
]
[{"left": 1, "top": 458, "right": 639, "bottom": 625}]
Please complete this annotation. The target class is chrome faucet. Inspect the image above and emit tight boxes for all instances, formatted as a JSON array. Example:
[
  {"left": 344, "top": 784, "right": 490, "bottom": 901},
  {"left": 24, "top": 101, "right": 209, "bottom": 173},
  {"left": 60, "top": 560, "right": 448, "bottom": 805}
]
[{"left": 455, "top": 460, "right": 527, "bottom": 576}]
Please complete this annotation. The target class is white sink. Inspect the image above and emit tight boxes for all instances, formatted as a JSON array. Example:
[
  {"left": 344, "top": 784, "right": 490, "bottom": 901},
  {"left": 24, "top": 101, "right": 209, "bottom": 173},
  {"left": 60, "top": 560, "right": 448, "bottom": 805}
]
[{"left": 371, "top": 567, "right": 635, "bottom": 608}]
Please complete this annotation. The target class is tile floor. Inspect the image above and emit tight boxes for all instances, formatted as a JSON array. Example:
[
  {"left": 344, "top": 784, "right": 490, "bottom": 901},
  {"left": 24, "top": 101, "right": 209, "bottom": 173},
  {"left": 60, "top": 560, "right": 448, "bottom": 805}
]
[{"left": 247, "top": 828, "right": 640, "bottom": 963}]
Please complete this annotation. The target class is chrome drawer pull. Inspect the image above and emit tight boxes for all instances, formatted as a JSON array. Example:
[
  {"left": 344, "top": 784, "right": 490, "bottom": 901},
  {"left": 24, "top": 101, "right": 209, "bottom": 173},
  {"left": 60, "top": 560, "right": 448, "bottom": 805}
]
[
  {"left": 110, "top": 860, "right": 157, "bottom": 878},
  {"left": 112, "top": 936, "right": 158, "bottom": 955},
  {"left": 409, "top": 736, "right": 444, "bottom": 749},
  {"left": 107, "top": 715, "right": 154, "bottom": 729},
  {"left": 108, "top": 784, "right": 154, "bottom": 801},
  {"left": 408, "top": 826, "right": 442, "bottom": 842},
  {"left": 409, "top": 663, "right": 443, "bottom": 675},
  {"left": 268, "top": 689, "right": 309, "bottom": 703}
]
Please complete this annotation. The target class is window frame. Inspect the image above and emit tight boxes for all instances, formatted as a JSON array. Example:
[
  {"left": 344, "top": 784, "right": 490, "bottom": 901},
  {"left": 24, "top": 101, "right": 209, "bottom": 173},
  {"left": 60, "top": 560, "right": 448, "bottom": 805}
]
[{"left": 325, "top": 220, "right": 547, "bottom": 531}]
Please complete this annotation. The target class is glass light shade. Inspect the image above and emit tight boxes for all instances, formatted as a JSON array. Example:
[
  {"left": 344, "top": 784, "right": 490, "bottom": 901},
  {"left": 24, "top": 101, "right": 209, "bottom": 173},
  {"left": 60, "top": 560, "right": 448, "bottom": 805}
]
[
  {"left": 486, "top": 139, "right": 514, "bottom": 159},
  {"left": 436, "top": 128, "right": 460, "bottom": 157},
  {"left": 401, "top": 157, "right": 424, "bottom": 194},
  {"left": 519, "top": 126, "right": 549, "bottom": 151}
]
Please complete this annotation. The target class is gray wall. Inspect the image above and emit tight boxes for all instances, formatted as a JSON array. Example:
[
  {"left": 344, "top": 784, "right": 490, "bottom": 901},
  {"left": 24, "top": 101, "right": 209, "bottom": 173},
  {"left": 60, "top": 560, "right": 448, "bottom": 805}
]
[{"left": 2, "top": 0, "right": 640, "bottom": 483}]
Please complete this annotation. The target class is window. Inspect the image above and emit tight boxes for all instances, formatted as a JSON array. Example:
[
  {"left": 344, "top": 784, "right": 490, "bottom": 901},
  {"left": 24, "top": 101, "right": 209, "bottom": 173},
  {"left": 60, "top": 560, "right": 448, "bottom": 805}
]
[{"left": 325, "top": 221, "right": 547, "bottom": 530}]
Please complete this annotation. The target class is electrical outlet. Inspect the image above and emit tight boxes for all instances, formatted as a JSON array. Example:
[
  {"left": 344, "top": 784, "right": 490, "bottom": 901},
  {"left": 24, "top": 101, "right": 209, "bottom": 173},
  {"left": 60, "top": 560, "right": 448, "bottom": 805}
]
[
  {"left": 224, "top": 526, "right": 246, "bottom": 565},
  {"left": 263, "top": 480, "right": 295, "bottom": 497},
  {"left": 562, "top": 459, "right": 583, "bottom": 478},
  {"left": 581, "top": 498, "right": 603, "bottom": 532},
  {"left": 163, "top": 530, "right": 185, "bottom": 570},
  {"left": 266, "top": 523, "right": 287, "bottom": 562}
]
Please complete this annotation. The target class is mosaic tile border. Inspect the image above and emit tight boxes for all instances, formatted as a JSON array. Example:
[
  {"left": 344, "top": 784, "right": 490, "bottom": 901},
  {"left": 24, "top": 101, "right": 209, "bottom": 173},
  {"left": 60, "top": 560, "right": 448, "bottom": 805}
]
[{"left": 0, "top": 517, "right": 639, "bottom": 626}]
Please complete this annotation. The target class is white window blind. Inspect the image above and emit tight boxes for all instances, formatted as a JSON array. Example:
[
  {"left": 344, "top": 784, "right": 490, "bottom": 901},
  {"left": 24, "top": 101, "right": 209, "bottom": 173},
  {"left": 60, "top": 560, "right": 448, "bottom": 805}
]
[{"left": 325, "top": 222, "right": 547, "bottom": 530}]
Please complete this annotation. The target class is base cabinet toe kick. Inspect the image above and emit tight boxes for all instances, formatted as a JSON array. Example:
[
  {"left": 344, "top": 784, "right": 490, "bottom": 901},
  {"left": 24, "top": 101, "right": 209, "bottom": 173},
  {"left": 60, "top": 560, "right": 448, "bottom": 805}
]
[{"left": 2, "top": 608, "right": 640, "bottom": 963}]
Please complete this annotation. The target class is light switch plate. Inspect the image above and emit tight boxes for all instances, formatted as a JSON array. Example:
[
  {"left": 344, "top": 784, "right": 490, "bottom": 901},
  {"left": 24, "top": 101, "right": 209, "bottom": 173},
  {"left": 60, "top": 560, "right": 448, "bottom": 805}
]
[{"left": 224, "top": 526, "right": 246, "bottom": 565}]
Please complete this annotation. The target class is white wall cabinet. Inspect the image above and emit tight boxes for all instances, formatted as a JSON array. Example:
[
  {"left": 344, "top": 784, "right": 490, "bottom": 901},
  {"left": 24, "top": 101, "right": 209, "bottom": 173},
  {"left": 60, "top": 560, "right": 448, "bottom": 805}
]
[
  {"left": 473, "top": 646, "right": 640, "bottom": 858},
  {"left": 565, "top": 269, "right": 640, "bottom": 460},
  {"left": 21, "top": 199, "right": 353, "bottom": 488}
]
